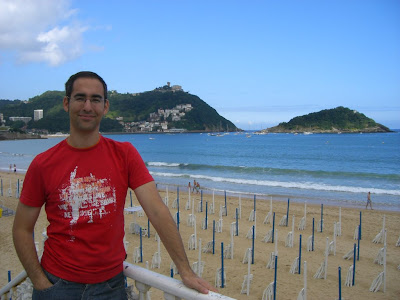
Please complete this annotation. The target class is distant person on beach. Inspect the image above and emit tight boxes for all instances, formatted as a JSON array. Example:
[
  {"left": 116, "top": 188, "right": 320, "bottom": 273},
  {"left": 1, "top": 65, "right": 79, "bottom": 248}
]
[
  {"left": 13, "top": 71, "right": 216, "bottom": 299},
  {"left": 193, "top": 179, "right": 197, "bottom": 193},
  {"left": 188, "top": 181, "right": 191, "bottom": 191},
  {"left": 13, "top": 164, "right": 16, "bottom": 173},
  {"left": 366, "top": 191, "right": 373, "bottom": 209},
  {"left": 9, "top": 164, "right": 12, "bottom": 172}
]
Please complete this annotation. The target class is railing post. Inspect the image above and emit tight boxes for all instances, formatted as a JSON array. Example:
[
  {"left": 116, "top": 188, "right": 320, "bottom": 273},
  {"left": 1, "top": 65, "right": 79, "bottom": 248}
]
[{"left": 135, "top": 281, "right": 151, "bottom": 300}]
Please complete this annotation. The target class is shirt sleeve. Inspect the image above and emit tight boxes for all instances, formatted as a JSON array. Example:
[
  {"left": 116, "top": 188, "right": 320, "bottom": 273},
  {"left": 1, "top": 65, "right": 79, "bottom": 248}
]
[
  {"left": 20, "top": 158, "right": 46, "bottom": 207},
  {"left": 125, "top": 143, "right": 154, "bottom": 190}
]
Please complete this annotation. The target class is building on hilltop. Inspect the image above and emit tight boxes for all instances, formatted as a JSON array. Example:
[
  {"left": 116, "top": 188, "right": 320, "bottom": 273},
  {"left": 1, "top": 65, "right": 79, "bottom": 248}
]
[
  {"left": 171, "top": 85, "right": 183, "bottom": 92},
  {"left": 154, "top": 82, "right": 184, "bottom": 93}
]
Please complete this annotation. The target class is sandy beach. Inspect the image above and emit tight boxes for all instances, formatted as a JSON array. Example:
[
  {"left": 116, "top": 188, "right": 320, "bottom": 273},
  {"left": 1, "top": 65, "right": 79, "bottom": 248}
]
[{"left": 1, "top": 171, "right": 399, "bottom": 299}]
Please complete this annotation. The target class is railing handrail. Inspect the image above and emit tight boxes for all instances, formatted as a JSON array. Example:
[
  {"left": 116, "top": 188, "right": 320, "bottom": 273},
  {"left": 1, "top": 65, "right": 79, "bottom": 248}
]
[
  {"left": 123, "top": 261, "right": 235, "bottom": 299},
  {"left": 1, "top": 264, "right": 235, "bottom": 300},
  {"left": 0, "top": 270, "right": 27, "bottom": 298}
]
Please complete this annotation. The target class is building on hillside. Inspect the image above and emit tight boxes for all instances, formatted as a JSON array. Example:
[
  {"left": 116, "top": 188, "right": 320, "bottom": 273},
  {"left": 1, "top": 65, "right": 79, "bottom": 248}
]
[
  {"left": 9, "top": 117, "right": 32, "bottom": 124},
  {"left": 34, "top": 109, "right": 43, "bottom": 121},
  {"left": 176, "top": 104, "right": 192, "bottom": 111}
]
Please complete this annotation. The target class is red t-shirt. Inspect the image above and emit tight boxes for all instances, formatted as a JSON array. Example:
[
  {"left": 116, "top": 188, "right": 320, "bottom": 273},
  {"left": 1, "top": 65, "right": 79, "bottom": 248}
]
[{"left": 20, "top": 136, "right": 153, "bottom": 283}]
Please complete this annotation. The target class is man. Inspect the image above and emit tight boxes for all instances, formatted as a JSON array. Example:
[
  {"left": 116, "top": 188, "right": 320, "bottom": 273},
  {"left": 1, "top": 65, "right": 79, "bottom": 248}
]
[
  {"left": 366, "top": 191, "right": 373, "bottom": 210},
  {"left": 13, "top": 71, "right": 216, "bottom": 299}
]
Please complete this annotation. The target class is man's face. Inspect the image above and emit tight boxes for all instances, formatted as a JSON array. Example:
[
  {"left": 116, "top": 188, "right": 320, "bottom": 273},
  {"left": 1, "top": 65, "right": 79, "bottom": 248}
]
[{"left": 63, "top": 77, "right": 109, "bottom": 134}]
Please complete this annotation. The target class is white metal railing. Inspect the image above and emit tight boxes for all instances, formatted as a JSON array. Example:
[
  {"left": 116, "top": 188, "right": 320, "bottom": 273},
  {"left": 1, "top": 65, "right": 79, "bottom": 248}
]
[
  {"left": 0, "top": 270, "right": 27, "bottom": 300},
  {"left": 123, "top": 262, "right": 235, "bottom": 300},
  {"left": 0, "top": 263, "right": 235, "bottom": 300}
]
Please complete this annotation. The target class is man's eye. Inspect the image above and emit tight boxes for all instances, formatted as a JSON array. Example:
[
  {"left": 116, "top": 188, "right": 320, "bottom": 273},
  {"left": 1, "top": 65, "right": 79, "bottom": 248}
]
[
  {"left": 75, "top": 97, "right": 85, "bottom": 102},
  {"left": 91, "top": 98, "right": 101, "bottom": 103}
]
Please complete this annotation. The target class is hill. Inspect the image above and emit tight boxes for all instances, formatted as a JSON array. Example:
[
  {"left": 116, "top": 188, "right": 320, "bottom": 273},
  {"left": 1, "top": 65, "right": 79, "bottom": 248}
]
[
  {"left": 0, "top": 87, "right": 238, "bottom": 134},
  {"left": 261, "top": 106, "right": 391, "bottom": 133}
]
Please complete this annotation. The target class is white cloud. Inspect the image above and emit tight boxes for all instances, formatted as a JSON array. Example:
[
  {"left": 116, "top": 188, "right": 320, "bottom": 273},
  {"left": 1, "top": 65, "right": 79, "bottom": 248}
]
[{"left": 0, "top": 0, "right": 88, "bottom": 66}]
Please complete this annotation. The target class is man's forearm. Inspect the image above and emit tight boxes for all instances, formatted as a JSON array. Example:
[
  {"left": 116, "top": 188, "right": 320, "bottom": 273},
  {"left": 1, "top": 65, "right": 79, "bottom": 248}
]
[
  {"left": 151, "top": 204, "right": 193, "bottom": 275},
  {"left": 12, "top": 202, "right": 52, "bottom": 290},
  {"left": 13, "top": 229, "right": 51, "bottom": 290}
]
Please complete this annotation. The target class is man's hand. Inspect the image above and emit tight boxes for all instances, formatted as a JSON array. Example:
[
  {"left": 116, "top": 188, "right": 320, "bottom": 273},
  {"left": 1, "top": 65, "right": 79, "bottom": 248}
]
[
  {"left": 181, "top": 271, "right": 218, "bottom": 294},
  {"left": 33, "top": 277, "right": 53, "bottom": 291}
]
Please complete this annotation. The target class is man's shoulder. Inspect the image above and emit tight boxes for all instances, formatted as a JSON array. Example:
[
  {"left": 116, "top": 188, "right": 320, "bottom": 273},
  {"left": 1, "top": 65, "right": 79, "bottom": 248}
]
[
  {"left": 35, "top": 139, "right": 67, "bottom": 160},
  {"left": 101, "top": 136, "right": 135, "bottom": 150}
]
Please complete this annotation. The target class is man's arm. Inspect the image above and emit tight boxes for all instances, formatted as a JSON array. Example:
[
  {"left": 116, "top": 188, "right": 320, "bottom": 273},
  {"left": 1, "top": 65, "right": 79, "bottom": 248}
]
[
  {"left": 12, "top": 202, "right": 52, "bottom": 290},
  {"left": 134, "top": 181, "right": 217, "bottom": 294}
]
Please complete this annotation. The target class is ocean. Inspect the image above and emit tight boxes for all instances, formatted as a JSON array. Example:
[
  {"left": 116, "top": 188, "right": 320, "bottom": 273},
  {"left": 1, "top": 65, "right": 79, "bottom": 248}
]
[{"left": 1, "top": 131, "right": 399, "bottom": 211}]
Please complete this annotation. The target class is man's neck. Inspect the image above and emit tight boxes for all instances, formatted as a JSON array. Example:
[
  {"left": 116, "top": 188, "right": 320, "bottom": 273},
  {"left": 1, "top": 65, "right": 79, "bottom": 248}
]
[{"left": 67, "top": 131, "right": 101, "bottom": 148}]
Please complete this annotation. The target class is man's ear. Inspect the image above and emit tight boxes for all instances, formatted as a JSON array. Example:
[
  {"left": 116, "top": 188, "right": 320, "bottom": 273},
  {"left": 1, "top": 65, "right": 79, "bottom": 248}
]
[
  {"left": 63, "top": 96, "right": 69, "bottom": 112},
  {"left": 103, "top": 99, "right": 110, "bottom": 115}
]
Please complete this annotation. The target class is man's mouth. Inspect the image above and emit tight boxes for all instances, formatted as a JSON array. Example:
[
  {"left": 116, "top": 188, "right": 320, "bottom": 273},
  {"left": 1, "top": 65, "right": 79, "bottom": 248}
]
[{"left": 79, "top": 114, "right": 95, "bottom": 120}]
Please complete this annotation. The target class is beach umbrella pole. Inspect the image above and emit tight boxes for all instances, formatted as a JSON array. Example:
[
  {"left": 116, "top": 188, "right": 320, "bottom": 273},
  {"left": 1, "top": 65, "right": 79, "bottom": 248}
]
[
  {"left": 224, "top": 191, "right": 227, "bottom": 216},
  {"left": 321, "top": 204, "right": 324, "bottom": 233},
  {"left": 352, "top": 243, "right": 356, "bottom": 286},
  {"left": 247, "top": 248, "right": 251, "bottom": 296},
  {"left": 286, "top": 199, "right": 290, "bottom": 227},
  {"left": 198, "top": 238, "right": 202, "bottom": 276},
  {"left": 384, "top": 230, "right": 387, "bottom": 292},
  {"left": 273, "top": 255, "right": 278, "bottom": 300},
  {"left": 213, "top": 220, "right": 215, "bottom": 254},
  {"left": 252, "top": 225, "right": 255, "bottom": 264},
  {"left": 324, "top": 237, "right": 329, "bottom": 279},
  {"left": 338, "top": 267, "right": 342, "bottom": 300},
  {"left": 221, "top": 242, "right": 224, "bottom": 288},
  {"left": 272, "top": 212, "right": 275, "bottom": 243},
  {"left": 177, "top": 187, "right": 180, "bottom": 229},
  {"left": 236, "top": 208, "right": 239, "bottom": 236},
  {"left": 205, "top": 202, "right": 208, "bottom": 230},
  {"left": 201, "top": 190, "right": 203, "bottom": 212},
  {"left": 299, "top": 234, "right": 302, "bottom": 274},
  {"left": 357, "top": 225, "right": 360, "bottom": 260},
  {"left": 312, "top": 218, "right": 315, "bottom": 251},
  {"left": 194, "top": 216, "right": 197, "bottom": 249},
  {"left": 304, "top": 261, "right": 307, "bottom": 300},
  {"left": 140, "top": 227, "right": 143, "bottom": 263}
]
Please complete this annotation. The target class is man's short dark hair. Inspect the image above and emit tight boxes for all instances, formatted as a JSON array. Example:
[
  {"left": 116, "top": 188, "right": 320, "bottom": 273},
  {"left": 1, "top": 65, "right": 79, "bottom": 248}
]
[{"left": 65, "top": 71, "right": 108, "bottom": 100}]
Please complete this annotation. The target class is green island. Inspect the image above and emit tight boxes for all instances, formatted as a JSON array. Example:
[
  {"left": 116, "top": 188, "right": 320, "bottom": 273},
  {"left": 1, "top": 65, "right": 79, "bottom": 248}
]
[{"left": 259, "top": 106, "right": 391, "bottom": 134}]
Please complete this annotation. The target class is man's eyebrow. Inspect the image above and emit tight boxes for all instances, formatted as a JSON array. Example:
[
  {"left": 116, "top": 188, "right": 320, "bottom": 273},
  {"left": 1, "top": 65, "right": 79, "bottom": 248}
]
[{"left": 73, "top": 93, "right": 103, "bottom": 98}]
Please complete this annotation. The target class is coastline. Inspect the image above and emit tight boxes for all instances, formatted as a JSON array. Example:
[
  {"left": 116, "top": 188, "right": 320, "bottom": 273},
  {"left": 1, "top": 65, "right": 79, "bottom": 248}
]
[{"left": 1, "top": 171, "right": 399, "bottom": 299}]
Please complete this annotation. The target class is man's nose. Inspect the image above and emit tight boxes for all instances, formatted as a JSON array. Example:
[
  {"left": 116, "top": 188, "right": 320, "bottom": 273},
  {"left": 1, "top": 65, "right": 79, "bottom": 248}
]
[{"left": 82, "top": 99, "right": 93, "bottom": 110}]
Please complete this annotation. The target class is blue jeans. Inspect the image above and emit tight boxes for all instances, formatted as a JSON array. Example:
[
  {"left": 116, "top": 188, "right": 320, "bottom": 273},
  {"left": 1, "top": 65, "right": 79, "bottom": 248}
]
[{"left": 32, "top": 269, "right": 128, "bottom": 300}]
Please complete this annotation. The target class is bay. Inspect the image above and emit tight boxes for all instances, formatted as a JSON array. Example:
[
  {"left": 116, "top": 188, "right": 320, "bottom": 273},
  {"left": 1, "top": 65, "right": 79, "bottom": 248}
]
[{"left": 1, "top": 131, "right": 399, "bottom": 211}]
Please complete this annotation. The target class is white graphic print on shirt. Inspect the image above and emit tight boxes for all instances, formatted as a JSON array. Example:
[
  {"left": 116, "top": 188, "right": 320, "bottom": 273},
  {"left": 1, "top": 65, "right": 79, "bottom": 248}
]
[{"left": 59, "top": 166, "right": 117, "bottom": 225}]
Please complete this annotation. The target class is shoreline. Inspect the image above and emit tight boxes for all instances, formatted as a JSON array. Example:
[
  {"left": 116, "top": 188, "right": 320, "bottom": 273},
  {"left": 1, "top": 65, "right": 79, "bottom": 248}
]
[
  {"left": 1, "top": 171, "right": 399, "bottom": 299},
  {"left": 0, "top": 169, "right": 397, "bottom": 213}
]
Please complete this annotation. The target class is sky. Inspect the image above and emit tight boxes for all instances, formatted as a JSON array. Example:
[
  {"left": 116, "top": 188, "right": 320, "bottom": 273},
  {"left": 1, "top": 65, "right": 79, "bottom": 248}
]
[{"left": 0, "top": 0, "right": 399, "bottom": 130}]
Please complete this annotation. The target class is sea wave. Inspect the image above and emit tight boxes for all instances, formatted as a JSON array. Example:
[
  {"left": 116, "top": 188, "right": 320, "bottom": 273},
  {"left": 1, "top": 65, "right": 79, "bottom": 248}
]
[
  {"left": 149, "top": 171, "right": 400, "bottom": 196},
  {"left": 146, "top": 161, "right": 400, "bottom": 180},
  {"left": 147, "top": 162, "right": 181, "bottom": 167}
]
